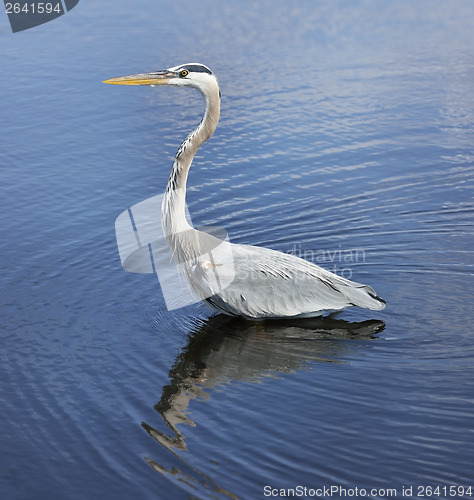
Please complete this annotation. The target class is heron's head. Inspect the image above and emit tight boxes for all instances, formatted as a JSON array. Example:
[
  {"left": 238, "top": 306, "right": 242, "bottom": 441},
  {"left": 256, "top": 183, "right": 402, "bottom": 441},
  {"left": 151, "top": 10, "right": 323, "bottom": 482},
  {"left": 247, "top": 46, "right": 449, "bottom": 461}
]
[{"left": 103, "top": 63, "right": 219, "bottom": 97}]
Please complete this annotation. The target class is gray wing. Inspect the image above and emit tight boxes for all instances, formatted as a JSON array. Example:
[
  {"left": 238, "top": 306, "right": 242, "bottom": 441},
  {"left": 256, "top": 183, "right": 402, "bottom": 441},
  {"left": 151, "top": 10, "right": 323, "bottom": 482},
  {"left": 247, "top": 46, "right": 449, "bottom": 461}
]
[{"left": 187, "top": 241, "right": 385, "bottom": 319}]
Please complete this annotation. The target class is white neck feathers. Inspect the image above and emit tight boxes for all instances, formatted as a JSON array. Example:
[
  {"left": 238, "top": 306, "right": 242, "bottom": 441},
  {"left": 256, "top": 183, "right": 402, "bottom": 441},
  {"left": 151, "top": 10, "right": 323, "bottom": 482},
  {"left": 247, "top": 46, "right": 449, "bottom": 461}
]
[{"left": 161, "top": 75, "right": 220, "bottom": 243}]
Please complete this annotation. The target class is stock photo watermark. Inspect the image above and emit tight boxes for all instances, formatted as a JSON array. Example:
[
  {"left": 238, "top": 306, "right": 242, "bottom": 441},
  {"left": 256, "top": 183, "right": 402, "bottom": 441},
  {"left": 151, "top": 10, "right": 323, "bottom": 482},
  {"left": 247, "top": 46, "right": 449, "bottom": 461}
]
[
  {"left": 3, "top": 0, "right": 79, "bottom": 32},
  {"left": 115, "top": 192, "right": 372, "bottom": 312},
  {"left": 263, "top": 484, "right": 473, "bottom": 498},
  {"left": 286, "top": 244, "right": 365, "bottom": 280},
  {"left": 115, "top": 192, "right": 235, "bottom": 311}
]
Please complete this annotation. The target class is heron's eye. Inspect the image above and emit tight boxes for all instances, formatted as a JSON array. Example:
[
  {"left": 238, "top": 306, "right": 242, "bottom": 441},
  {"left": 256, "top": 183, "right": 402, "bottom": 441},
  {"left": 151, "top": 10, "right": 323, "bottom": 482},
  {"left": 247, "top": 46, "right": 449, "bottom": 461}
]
[{"left": 179, "top": 70, "right": 189, "bottom": 78}]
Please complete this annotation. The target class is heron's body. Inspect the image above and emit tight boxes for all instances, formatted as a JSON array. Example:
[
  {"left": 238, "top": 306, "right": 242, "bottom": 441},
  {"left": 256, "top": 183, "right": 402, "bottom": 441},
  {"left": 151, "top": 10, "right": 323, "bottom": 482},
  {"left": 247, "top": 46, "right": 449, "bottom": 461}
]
[{"left": 105, "top": 63, "right": 386, "bottom": 319}]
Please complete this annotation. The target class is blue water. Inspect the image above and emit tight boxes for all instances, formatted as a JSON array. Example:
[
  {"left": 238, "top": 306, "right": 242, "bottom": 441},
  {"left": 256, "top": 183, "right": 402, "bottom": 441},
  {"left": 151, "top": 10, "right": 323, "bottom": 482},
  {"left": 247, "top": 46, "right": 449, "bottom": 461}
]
[{"left": 1, "top": 1, "right": 474, "bottom": 499}]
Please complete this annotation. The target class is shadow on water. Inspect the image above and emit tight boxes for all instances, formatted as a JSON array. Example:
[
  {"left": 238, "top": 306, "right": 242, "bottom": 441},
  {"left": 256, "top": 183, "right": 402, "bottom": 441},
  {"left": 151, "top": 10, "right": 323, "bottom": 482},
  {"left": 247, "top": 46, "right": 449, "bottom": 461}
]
[{"left": 142, "top": 315, "right": 385, "bottom": 498}]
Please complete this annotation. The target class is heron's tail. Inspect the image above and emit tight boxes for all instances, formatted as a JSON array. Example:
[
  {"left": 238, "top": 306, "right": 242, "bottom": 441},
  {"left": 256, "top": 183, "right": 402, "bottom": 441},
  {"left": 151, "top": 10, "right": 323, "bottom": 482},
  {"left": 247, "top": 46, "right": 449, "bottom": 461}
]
[{"left": 343, "top": 283, "right": 386, "bottom": 311}]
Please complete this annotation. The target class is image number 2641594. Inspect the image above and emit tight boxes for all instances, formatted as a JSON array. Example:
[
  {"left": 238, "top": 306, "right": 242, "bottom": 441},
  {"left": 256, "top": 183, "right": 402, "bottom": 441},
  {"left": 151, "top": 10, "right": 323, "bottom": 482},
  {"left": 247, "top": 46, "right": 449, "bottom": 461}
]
[{"left": 4, "top": 0, "right": 79, "bottom": 33}]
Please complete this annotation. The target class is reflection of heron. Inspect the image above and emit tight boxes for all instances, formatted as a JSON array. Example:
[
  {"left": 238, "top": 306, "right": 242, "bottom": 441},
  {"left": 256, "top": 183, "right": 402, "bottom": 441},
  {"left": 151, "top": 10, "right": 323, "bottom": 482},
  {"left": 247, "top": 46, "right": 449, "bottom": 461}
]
[
  {"left": 144, "top": 315, "right": 385, "bottom": 452},
  {"left": 140, "top": 315, "right": 384, "bottom": 497},
  {"left": 104, "top": 63, "right": 386, "bottom": 319}
]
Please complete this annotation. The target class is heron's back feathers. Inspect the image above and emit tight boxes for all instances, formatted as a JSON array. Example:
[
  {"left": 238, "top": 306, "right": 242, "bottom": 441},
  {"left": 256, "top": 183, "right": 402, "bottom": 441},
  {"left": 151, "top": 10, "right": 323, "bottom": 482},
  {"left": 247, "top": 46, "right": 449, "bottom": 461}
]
[{"left": 187, "top": 241, "right": 385, "bottom": 320}]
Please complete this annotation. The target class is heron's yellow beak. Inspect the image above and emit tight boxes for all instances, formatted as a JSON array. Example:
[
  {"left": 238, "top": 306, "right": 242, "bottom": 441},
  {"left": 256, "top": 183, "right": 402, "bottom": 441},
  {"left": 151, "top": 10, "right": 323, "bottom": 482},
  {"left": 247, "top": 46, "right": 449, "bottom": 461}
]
[{"left": 103, "top": 71, "right": 176, "bottom": 86}]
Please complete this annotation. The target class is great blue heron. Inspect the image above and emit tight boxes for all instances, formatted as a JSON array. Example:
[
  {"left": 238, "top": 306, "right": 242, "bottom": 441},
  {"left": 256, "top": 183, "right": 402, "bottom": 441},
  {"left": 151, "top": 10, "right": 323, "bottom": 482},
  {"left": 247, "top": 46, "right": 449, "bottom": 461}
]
[{"left": 104, "top": 63, "right": 386, "bottom": 319}]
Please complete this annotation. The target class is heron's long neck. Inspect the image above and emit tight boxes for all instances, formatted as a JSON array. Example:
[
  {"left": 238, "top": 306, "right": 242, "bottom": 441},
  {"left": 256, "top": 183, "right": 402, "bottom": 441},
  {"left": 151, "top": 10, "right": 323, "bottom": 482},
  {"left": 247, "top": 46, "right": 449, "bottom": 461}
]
[{"left": 161, "top": 86, "right": 220, "bottom": 240}]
